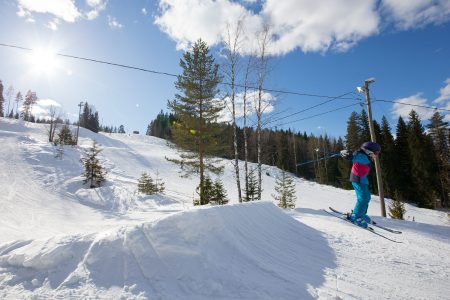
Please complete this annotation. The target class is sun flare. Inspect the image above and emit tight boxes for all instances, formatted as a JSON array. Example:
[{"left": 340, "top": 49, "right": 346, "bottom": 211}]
[{"left": 27, "top": 46, "right": 61, "bottom": 76}]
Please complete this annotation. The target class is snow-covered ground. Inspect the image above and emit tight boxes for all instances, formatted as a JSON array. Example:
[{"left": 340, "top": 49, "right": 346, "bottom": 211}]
[{"left": 0, "top": 118, "right": 449, "bottom": 299}]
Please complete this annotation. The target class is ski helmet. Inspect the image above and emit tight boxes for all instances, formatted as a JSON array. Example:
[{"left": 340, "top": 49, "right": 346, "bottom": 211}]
[{"left": 361, "top": 141, "right": 381, "bottom": 153}]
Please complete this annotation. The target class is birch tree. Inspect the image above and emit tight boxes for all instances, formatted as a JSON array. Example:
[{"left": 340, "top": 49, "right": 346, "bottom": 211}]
[
  {"left": 222, "top": 20, "right": 245, "bottom": 202},
  {"left": 255, "top": 25, "right": 271, "bottom": 200}
]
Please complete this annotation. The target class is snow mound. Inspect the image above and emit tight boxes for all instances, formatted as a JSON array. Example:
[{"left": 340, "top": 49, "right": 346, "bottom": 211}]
[{"left": 0, "top": 202, "right": 333, "bottom": 299}]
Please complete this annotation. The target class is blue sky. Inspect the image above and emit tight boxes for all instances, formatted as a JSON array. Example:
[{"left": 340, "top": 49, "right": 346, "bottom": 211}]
[{"left": 0, "top": 0, "right": 449, "bottom": 138}]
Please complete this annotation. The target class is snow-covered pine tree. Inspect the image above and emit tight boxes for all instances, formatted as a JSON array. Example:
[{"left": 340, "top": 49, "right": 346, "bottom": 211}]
[
  {"left": 273, "top": 169, "right": 297, "bottom": 209},
  {"left": 80, "top": 141, "right": 106, "bottom": 188},
  {"left": 212, "top": 178, "right": 229, "bottom": 205}
]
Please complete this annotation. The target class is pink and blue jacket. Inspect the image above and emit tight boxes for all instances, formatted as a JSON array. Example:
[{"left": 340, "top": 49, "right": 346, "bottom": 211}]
[{"left": 349, "top": 150, "right": 371, "bottom": 185}]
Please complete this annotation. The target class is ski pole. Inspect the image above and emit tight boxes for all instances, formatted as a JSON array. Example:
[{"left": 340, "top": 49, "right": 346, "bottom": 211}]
[{"left": 296, "top": 152, "right": 340, "bottom": 167}]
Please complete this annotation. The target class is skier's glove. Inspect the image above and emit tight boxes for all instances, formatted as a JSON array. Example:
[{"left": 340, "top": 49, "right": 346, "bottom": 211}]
[{"left": 340, "top": 150, "right": 353, "bottom": 160}]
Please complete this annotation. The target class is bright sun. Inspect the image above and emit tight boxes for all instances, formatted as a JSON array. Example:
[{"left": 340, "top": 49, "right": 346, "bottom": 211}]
[{"left": 27, "top": 47, "right": 61, "bottom": 76}]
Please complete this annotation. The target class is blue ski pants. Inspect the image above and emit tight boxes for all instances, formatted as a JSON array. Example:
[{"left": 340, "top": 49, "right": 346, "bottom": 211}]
[{"left": 352, "top": 182, "right": 371, "bottom": 217}]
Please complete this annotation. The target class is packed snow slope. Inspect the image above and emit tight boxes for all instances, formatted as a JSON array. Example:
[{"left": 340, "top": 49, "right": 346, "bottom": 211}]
[{"left": 0, "top": 118, "right": 449, "bottom": 299}]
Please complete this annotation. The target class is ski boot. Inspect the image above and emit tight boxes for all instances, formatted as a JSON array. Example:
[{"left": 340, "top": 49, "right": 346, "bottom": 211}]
[{"left": 347, "top": 213, "right": 368, "bottom": 229}]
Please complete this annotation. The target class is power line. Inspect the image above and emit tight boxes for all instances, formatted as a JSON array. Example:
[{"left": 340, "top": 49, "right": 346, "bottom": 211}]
[
  {"left": 0, "top": 42, "right": 358, "bottom": 100},
  {"left": 373, "top": 98, "right": 450, "bottom": 113},
  {"left": 266, "top": 102, "right": 363, "bottom": 129},
  {"left": 262, "top": 91, "right": 359, "bottom": 127},
  {"left": 2, "top": 42, "right": 447, "bottom": 124},
  {"left": 0, "top": 42, "right": 179, "bottom": 78}
]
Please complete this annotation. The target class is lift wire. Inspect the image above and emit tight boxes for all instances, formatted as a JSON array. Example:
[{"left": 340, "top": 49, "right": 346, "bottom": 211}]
[
  {"left": 0, "top": 42, "right": 358, "bottom": 101},
  {"left": 373, "top": 98, "right": 450, "bottom": 113},
  {"left": 261, "top": 91, "right": 359, "bottom": 127},
  {"left": 265, "top": 102, "right": 363, "bottom": 129},
  {"left": 2, "top": 42, "right": 447, "bottom": 123}
]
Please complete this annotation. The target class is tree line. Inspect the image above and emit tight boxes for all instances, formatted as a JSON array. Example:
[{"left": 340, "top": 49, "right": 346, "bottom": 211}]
[
  {"left": 148, "top": 106, "right": 449, "bottom": 209},
  {"left": 146, "top": 39, "right": 449, "bottom": 209}
]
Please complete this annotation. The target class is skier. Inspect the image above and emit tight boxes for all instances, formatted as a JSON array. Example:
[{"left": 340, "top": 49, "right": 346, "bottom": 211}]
[{"left": 340, "top": 141, "right": 381, "bottom": 228}]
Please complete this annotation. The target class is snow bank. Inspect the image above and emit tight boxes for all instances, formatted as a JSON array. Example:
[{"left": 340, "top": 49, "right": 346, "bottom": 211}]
[{"left": 0, "top": 202, "right": 333, "bottom": 299}]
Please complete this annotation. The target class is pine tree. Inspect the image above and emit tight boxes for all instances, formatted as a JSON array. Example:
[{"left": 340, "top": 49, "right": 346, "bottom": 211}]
[
  {"left": 5, "top": 85, "right": 14, "bottom": 117},
  {"left": 137, "top": 172, "right": 157, "bottom": 195},
  {"left": 336, "top": 137, "right": 352, "bottom": 189},
  {"left": 89, "top": 112, "right": 100, "bottom": 133},
  {"left": 0, "top": 80, "right": 4, "bottom": 117},
  {"left": 137, "top": 171, "right": 165, "bottom": 195},
  {"left": 154, "top": 170, "right": 165, "bottom": 193},
  {"left": 407, "top": 110, "right": 436, "bottom": 208},
  {"left": 273, "top": 169, "right": 297, "bottom": 209},
  {"left": 243, "top": 167, "right": 258, "bottom": 202},
  {"left": 23, "top": 90, "right": 37, "bottom": 121},
  {"left": 389, "top": 191, "right": 406, "bottom": 220},
  {"left": 15, "top": 92, "right": 22, "bottom": 119},
  {"left": 118, "top": 125, "right": 125, "bottom": 134},
  {"left": 80, "top": 102, "right": 90, "bottom": 128},
  {"left": 212, "top": 179, "right": 229, "bottom": 205},
  {"left": 194, "top": 175, "right": 214, "bottom": 205},
  {"left": 80, "top": 141, "right": 107, "bottom": 188},
  {"left": 379, "top": 116, "right": 396, "bottom": 198},
  {"left": 427, "top": 111, "right": 450, "bottom": 207},
  {"left": 345, "top": 111, "right": 361, "bottom": 150},
  {"left": 148, "top": 110, "right": 173, "bottom": 139},
  {"left": 167, "top": 39, "right": 224, "bottom": 205},
  {"left": 394, "top": 116, "right": 412, "bottom": 200},
  {"left": 358, "top": 109, "right": 371, "bottom": 144},
  {"left": 55, "top": 125, "right": 74, "bottom": 145}
]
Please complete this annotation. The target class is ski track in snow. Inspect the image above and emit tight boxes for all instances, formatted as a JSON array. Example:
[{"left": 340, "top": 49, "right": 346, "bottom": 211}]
[{"left": 0, "top": 118, "right": 449, "bottom": 299}]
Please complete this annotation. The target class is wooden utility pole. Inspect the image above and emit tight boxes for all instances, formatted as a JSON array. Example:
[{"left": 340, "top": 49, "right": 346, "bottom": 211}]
[
  {"left": 362, "top": 78, "right": 386, "bottom": 217},
  {"left": 76, "top": 101, "right": 84, "bottom": 145}
]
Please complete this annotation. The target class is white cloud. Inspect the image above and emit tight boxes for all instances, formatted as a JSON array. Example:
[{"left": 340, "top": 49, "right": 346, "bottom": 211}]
[
  {"left": 17, "top": 0, "right": 81, "bottom": 23},
  {"left": 381, "top": 0, "right": 450, "bottom": 29},
  {"left": 33, "top": 98, "right": 62, "bottom": 120},
  {"left": 85, "top": 0, "right": 107, "bottom": 20},
  {"left": 434, "top": 78, "right": 450, "bottom": 122},
  {"left": 391, "top": 93, "right": 435, "bottom": 120},
  {"left": 434, "top": 78, "right": 450, "bottom": 105},
  {"left": 142, "top": 8, "right": 148, "bottom": 15},
  {"left": 16, "top": 0, "right": 109, "bottom": 23},
  {"left": 263, "top": 0, "right": 379, "bottom": 54},
  {"left": 155, "top": 0, "right": 380, "bottom": 55},
  {"left": 219, "top": 90, "right": 275, "bottom": 122},
  {"left": 45, "top": 18, "right": 60, "bottom": 31},
  {"left": 86, "top": 0, "right": 105, "bottom": 7},
  {"left": 155, "top": 0, "right": 262, "bottom": 52},
  {"left": 86, "top": 10, "right": 99, "bottom": 20},
  {"left": 155, "top": 0, "right": 450, "bottom": 55},
  {"left": 108, "top": 15, "right": 123, "bottom": 29}
]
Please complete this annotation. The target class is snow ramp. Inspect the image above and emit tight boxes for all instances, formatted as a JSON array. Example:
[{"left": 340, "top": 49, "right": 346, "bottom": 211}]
[{"left": 0, "top": 202, "right": 335, "bottom": 299}]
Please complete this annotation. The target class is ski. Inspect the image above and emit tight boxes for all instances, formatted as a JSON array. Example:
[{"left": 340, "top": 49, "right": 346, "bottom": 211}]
[
  {"left": 323, "top": 209, "right": 403, "bottom": 243},
  {"left": 328, "top": 207, "right": 402, "bottom": 234}
]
